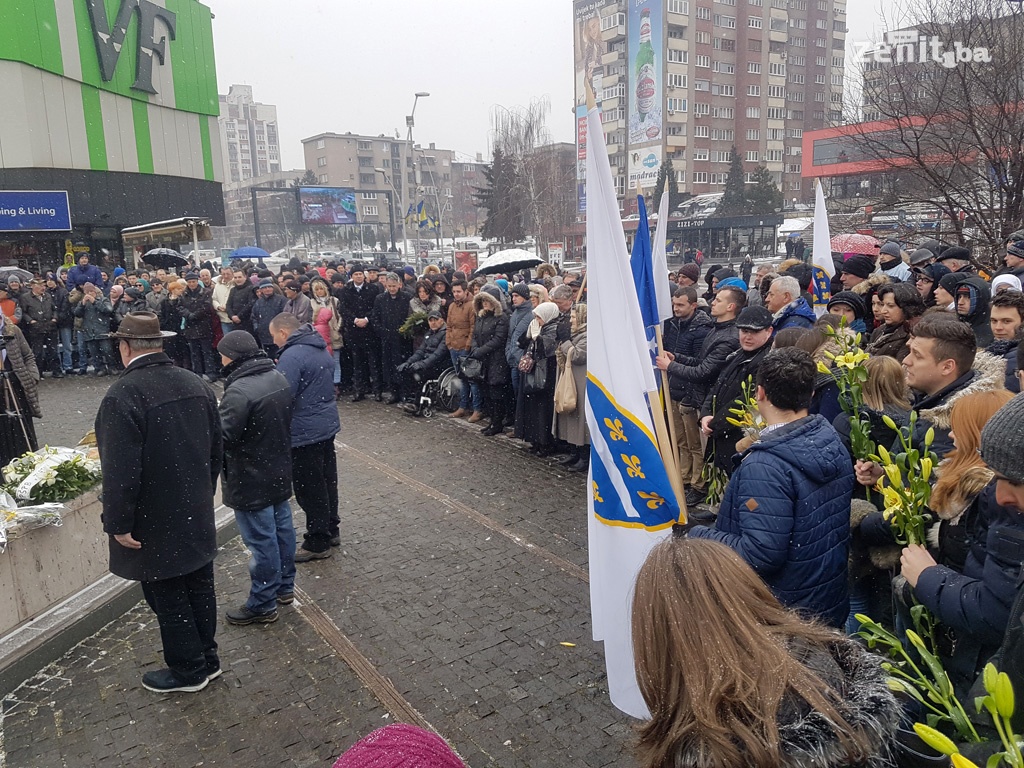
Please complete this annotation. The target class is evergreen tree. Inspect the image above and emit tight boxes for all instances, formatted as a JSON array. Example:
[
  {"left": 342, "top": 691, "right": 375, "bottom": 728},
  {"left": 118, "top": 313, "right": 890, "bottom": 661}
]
[
  {"left": 719, "top": 146, "right": 747, "bottom": 215},
  {"left": 297, "top": 169, "right": 318, "bottom": 187},
  {"left": 474, "top": 148, "right": 525, "bottom": 244},
  {"left": 653, "top": 159, "right": 671, "bottom": 211},
  {"left": 747, "top": 165, "right": 783, "bottom": 214}
]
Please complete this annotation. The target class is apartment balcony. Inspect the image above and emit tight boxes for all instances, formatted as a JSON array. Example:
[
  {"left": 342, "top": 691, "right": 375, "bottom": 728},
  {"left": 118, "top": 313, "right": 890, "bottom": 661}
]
[
  {"left": 667, "top": 134, "right": 687, "bottom": 149},
  {"left": 602, "top": 49, "right": 625, "bottom": 66}
]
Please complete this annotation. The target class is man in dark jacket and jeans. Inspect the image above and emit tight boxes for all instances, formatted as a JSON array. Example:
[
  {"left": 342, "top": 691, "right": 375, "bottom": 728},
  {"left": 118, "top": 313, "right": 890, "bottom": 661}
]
[
  {"left": 656, "top": 284, "right": 743, "bottom": 505},
  {"left": 270, "top": 313, "right": 341, "bottom": 561},
  {"left": 690, "top": 348, "right": 854, "bottom": 627},
  {"left": 95, "top": 312, "right": 222, "bottom": 693},
  {"left": 660, "top": 286, "right": 713, "bottom": 497},
  {"left": 216, "top": 331, "right": 296, "bottom": 625}
]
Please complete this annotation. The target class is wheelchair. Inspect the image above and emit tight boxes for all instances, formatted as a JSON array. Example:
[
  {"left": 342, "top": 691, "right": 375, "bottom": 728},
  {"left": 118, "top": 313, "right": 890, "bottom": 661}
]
[{"left": 404, "top": 365, "right": 460, "bottom": 418}]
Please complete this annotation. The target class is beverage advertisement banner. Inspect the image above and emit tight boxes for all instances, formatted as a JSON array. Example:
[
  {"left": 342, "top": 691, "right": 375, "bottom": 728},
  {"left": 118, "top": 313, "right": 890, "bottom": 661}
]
[
  {"left": 627, "top": 0, "right": 664, "bottom": 149},
  {"left": 574, "top": 0, "right": 612, "bottom": 214}
]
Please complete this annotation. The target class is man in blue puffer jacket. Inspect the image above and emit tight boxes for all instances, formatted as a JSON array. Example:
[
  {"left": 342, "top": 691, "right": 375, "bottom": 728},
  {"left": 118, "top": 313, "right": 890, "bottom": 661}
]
[
  {"left": 690, "top": 347, "right": 854, "bottom": 627},
  {"left": 270, "top": 312, "right": 341, "bottom": 562}
]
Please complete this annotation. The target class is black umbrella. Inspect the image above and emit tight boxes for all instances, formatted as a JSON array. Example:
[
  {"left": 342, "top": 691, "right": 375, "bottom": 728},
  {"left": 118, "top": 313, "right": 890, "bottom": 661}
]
[{"left": 142, "top": 248, "right": 188, "bottom": 270}]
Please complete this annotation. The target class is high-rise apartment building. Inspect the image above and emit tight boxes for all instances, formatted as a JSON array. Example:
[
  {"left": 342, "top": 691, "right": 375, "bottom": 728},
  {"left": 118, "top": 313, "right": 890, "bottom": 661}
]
[
  {"left": 219, "top": 85, "right": 282, "bottom": 183},
  {"left": 573, "top": 0, "right": 846, "bottom": 211}
]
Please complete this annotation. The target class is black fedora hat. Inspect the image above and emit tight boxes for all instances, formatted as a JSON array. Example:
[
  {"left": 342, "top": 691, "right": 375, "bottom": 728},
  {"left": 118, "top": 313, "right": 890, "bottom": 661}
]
[{"left": 109, "top": 311, "right": 176, "bottom": 339}]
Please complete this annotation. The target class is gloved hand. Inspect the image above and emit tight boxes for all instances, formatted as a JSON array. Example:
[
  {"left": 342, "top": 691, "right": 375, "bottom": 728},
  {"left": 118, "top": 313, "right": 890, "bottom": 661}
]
[{"left": 395, "top": 363, "right": 408, "bottom": 373}]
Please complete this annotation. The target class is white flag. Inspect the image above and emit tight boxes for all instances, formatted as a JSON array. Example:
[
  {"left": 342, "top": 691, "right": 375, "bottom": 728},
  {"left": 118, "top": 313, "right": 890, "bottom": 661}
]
[
  {"left": 585, "top": 108, "right": 678, "bottom": 720},
  {"left": 811, "top": 178, "right": 834, "bottom": 315},
  {"left": 651, "top": 192, "right": 673, "bottom": 323}
]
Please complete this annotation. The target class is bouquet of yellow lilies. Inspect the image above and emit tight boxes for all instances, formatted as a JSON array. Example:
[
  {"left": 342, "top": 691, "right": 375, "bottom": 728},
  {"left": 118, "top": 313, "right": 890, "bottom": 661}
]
[
  {"left": 725, "top": 377, "right": 765, "bottom": 438},
  {"left": 817, "top": 325, "right": 875, "bottom": 461},
  {"left": 871, "top": 411, "right": 936, "bottom": 547}
]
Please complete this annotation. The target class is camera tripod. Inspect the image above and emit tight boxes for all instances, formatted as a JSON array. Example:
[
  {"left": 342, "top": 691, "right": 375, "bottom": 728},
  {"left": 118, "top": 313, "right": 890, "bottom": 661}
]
[{"left": 0, "top": 368, "right": 33, "bottom": 451}]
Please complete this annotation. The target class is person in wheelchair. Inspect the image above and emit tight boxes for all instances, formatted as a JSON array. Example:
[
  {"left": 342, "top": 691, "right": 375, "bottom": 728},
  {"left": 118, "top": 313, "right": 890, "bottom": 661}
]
[{"left": 396, "top": 310, "right": 449, "bottom": 414}]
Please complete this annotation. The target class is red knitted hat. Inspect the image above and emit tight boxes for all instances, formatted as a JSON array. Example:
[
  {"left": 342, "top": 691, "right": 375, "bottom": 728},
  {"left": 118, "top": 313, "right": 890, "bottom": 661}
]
[{"left": 333, "top": 724, "right": 466, "bottom": 768}]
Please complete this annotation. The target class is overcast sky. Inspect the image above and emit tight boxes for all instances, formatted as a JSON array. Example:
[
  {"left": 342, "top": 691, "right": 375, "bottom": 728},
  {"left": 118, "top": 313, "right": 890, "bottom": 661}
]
[{"left": 206, "top": 0, "right": 891, "bottom": 171}]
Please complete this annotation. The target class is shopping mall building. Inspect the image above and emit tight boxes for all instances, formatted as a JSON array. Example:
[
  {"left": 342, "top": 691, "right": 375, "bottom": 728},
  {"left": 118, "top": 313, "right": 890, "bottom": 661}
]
[{"left": 0, "top": 0, "right": 224, "bottom": 272}]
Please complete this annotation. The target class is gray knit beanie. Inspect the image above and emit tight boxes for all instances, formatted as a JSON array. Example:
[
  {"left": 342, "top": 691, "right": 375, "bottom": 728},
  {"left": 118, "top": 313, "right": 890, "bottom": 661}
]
[{"left": 980, "top": 393, "right": 1024, "bottom": 483}]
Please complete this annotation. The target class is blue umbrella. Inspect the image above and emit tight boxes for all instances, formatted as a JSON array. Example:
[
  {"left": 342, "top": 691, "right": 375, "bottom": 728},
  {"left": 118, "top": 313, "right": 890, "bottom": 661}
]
[{"left": 230, "top": 246, "right": 271, "bottom": 260}]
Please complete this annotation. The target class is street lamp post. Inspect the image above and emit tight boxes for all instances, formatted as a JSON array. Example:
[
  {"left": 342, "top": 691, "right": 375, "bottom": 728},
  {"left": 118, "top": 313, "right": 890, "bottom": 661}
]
[
  {"left": 374, "top": 168, "right": 400, "bottom": 253},
  {"left": 405, "top": 92, "right": 429, "bottom": 266}
]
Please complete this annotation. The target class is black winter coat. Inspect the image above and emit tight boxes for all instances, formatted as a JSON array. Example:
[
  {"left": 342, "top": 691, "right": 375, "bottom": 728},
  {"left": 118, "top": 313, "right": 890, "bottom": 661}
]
[
  {"left": 250, "top": 294, "right": 286, "bottom": 346},
  {"left": 700, "top": 341, "right": 773, "bottom": 473},
  {"left": 371, "top": 289, "right": 412, "bottom": 340},
  {"left": 662, "top": 311, "right": 714, "bottom": 404},
  {"left": 96, "top": 353, "right": 222, "bottom": 582},
  {"left": 405, "top": 326, "right": 449, "bottom": 376},
  {"left": 338, "top": 281, "right": 382, "bottom": 347},
  {"left": 226, "top": 283, "right": 257, "bottom": 335},
  {"left": 178, "top": 286, "right": 213, "bottom": 340},
  {"left": 666, "top": 319, "right": 739, "bottom": 409},
  {"left": 50, "top": 286, "right": 73, "bottom": 329},
  {"left": 469, "top": 306, "right": 511, "bottom": 386},
  {"left": 218, "top": 354, "right": 293, "bottom": 511}
]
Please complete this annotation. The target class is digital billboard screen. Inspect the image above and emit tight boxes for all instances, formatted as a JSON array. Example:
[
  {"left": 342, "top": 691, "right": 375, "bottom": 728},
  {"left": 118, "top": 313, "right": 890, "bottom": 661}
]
[{"left": 298, "top": 187, "right": 357, "bottom": 225}]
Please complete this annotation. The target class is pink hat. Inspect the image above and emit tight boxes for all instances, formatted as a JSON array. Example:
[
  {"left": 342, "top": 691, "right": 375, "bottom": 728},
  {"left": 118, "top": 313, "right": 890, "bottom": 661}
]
[{"left": 333, "top": 724, "right": 465, "bottom": 768}]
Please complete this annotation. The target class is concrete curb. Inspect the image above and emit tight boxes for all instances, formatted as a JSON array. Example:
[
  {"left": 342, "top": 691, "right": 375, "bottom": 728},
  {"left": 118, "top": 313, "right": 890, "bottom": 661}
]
[{"left": 0, "top": 507, "right": 239, "bottom": 698}]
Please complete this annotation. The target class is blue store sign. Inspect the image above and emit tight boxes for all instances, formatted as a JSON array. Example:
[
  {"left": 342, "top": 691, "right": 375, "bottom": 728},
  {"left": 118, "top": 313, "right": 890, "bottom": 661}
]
[{"left": 0, "top": 192, "right": 72, "bottom": 233}]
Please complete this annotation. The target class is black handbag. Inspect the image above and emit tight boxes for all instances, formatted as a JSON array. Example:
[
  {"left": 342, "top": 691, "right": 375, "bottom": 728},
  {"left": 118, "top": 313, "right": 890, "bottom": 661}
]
[
  {"left": 460, "top": 356, "right": 485, "bottom": 381},
  {"left": 523, "top": 360, "right": 548, "bottom": 393}
]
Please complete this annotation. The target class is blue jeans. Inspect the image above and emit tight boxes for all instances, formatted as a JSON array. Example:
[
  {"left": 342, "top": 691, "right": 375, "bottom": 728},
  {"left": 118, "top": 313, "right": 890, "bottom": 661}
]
[
  {"left": 450, "top": 349, "right": 482, "bottom": 411},
  {"left": 332, "top": 348, "right": 342, "bottom": 385},
  {"left": 76, "top": 330, "right": 87, "bottom": 371},
  {"left": 58, "top": 327, "right": 73, "bottom": 371},
  {"left": 233, "top": 501, "right": 296, "bottom": 614},
  {"left": 510, "top": 365, "right": 521, "bottom": 399},
  {"left": 220, "top": 321, "right": 235, "bottom": 337}
]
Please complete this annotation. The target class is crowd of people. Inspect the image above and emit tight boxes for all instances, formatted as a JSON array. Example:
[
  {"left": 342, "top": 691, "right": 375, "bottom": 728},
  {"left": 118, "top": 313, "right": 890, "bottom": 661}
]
[
  {"left": 642, "top": 234, "right": 1024, "bottom": 766},
  {"left": 38, "top": 232, "right": 1024, "bottom": 765}
]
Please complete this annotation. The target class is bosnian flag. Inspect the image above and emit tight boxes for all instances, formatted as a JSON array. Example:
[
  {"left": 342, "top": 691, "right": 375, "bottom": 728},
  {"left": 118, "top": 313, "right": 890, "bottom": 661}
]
[
  {"left": 811, "top": 178, "right": 835, "bottom": 315},
  {"left": 585, "top": 107, "right": 678, "bottom": 719}
]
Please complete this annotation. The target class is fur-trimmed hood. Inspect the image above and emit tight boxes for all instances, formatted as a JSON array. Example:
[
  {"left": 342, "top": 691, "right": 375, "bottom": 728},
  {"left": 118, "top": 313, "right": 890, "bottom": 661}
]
[
  {"left": 917, "top": 350, "right": 1007, "bottom": 431},
  {"left": 850, "top": 273, "right": 891, "bottom": 297},
  {"left": 473, "top": 291, "right": 504, "bottom": 317}
]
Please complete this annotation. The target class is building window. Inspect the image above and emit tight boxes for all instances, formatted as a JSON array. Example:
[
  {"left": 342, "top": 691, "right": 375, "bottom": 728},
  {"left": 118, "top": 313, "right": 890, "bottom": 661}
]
[
  {"left": 694, "top": 125, "right": 710, "bottom": 137},
  {"left": 695, "top": 79, "right": 710, "bottom": 91},
  {"left": 318, "top": 173, "right": 329, "bottom": 183},
  {"left": 359, "top": 173, "right": 376, "bottom": 184},
  {"left": 692, "top": 172, "right": 708, "bottom": 184},
  {"left": 667, "top": 97, "right": 688, "bottom": 112},
  {"left": 668, "top": 48, "right": 689, "bottom": 63},
  {"left": 317, "top": 157, "right": 327, "bottom": 167},
  {"left": 747, "top": 85, "right": 761, "bottom": 96},
  {"left": 746, "top": 128, "right": 760, "bottom": 140},
  {"left": 767, "top": 107, "right": 785, "bottom": 119},
  {"left": 694, "top": 31, "right": 711, "bottom": 44},
  {"left": 694, "top": 101, "right": 710, "bottom": 115},
  {"left": 768, "top": 85, "right": 785, "bottom": 98},
  {"left": 714, "top": 60, "right": 735, "bottom": 73},
  {"left": 668, "top": 0, "right": 689, "bottom": 13},
  {"left": 693, "top": 148, "right": 709, "bottom": 161},
  {"left": 713, "top": 84, "right": 735, "bottom": 97},
  {"left": 696, "top": 54, "right": 711, "bottom": 68},
  {"left": 600, "top": 12, "right": 625, "bottom": 30},
  {"left": 668, "top": 73, "right": 687, "bottom": 88},
  {"left": 358, "top": 156, "right": 375, "bottom": 167},
  {"left": 316, "top": 139, "right": 325, "bottom": 150},
  {"left": 714, "top": 14, "right": 736, "bottom": 28},
  {"left": 748, "top": 16, "right": 762, "bottom": 28},
  {"left": 357, "top": 140, "right": 372, "bottom": 150},
  {"left": 748, "top": 62, "right": 761, "bottom": 73},
  {"left": 769, "top": 62, "right": 786, "bottom": 76},
  {"left": 711, "top": 127, "right": 734, "bottom": 139},
  {"left": 767, "top": 128, "right": 784, "bottom": 140},
  {"left": 696, "top": 6, "right": 710, "bottom": 19},
  {"left": 745, "top": 150, "right": 759, "bottom": 162},
  {"left": 363, "top": 205, "right": 379, "bottom": 217},
  {"left": 790, "top": 73, "right": 805, "bottom": 84},
  {"left": 746, "top": 106, "right": 761, "bottom": 118}
]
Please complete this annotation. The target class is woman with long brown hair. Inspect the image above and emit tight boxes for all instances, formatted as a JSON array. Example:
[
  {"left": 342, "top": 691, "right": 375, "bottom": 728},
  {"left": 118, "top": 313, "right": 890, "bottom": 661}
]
[{"left": 632, "top": 537, "right": 899, "bottom": 768}]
